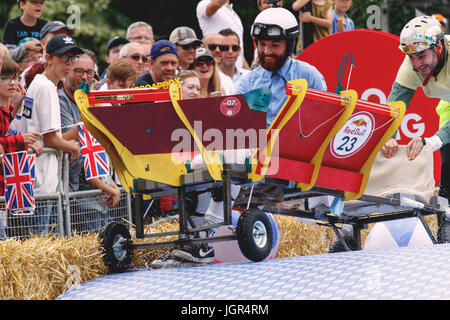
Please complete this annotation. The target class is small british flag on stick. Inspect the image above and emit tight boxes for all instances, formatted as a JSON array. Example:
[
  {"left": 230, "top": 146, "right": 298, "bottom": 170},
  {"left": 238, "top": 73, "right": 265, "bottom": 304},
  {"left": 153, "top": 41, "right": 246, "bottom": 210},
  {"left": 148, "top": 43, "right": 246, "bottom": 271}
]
[
  {"left": 78, "top": 124, "right": 109, "bottom": 180},
  {"left": 3, "top": 151, "right": 35, "bottom": 214}
]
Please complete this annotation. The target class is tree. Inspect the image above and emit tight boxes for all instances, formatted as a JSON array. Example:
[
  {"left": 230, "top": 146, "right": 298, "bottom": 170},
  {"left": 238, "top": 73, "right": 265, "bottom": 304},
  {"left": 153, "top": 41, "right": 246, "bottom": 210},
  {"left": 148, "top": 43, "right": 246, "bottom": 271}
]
[{"left": 1, "top": 0, "right": 131, "bottom": 72}]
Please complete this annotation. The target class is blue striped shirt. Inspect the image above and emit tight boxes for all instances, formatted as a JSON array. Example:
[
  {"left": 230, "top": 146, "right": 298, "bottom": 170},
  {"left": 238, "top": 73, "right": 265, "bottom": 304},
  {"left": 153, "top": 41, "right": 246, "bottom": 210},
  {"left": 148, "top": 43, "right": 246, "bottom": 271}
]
[{"left": 236, "top": 58, "right": 327, "bottom": 127}]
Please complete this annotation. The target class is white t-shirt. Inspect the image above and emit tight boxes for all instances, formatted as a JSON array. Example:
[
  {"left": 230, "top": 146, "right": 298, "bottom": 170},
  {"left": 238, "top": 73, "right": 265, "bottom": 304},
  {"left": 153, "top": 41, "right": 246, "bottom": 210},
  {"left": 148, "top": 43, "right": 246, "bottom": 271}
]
[
  {"left": 196, "top": 0, "right": 246, "bottom": 68},
  {"left": 218, "top": 71, "right": 235, "bottom": 96},
  {"left": 16, "top": 73, "right": 62, "bottom": 195},
  {"left": 219, "top": 67, "right": 250, "bottom": 90}
]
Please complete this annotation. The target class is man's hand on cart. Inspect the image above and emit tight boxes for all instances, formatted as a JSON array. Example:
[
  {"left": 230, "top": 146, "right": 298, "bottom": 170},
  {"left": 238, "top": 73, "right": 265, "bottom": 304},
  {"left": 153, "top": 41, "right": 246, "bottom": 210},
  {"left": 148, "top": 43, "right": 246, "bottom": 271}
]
[
  {"left": 406, "top": 137, "right": 425, "bottom": 160},
  {"left": 382, "top": 138, "right": 398, "bottom": 158},
  {"left": 407, "top": 135, "right": 443, "bottom": 160}
]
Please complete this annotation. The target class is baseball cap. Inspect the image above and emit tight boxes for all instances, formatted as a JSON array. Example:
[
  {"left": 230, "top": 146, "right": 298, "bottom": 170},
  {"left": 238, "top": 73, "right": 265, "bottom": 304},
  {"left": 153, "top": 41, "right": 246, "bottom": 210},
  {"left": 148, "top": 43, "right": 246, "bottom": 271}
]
[
  {"left": 40, "top": 21, "right": 73, "bottom": 40},
  {"left": 150, "top": 40, "right": 178, "bottom": 60},
  {"left": 46, "top": 34, "right": 83, "bottom": 56},
  {"left": 195, "top": 47, "right": 214, "bottom": 60},
  {"left": 169, "top": 27, "right": 202, "bottom": 46},
  {"left": 106, "top": 36, "right": 129, "bottom": 54}
]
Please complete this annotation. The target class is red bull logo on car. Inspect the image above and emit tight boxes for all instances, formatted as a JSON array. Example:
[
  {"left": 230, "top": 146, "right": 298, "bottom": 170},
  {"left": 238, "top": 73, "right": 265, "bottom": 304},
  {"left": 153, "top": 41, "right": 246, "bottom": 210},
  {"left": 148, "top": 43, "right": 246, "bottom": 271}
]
[
  {"left": 331, "top": 111, "right": 375, "bottom": 159},
  {"left": 352, "top": 118, "right": 368, "bottom": 127}
]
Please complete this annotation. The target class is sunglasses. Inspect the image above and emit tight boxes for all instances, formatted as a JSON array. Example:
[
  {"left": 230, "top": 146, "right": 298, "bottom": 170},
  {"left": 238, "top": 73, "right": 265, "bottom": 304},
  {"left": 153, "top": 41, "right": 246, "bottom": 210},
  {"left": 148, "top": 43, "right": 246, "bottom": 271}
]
[
  {"left": 180, "top": 42, "right": 201, "bottom": 50},
  {"left": 57, "top": 54, "right": 79, "bottom": 63},
  {"left": 125, "top": 54, "right": 149, "bottom": 63},
  {"left": 216, "top": 44, "right": 241, "bottom": 52},
  {"left": 207, "top": 44, "right": 227, "bottom": 52},
  {"left": 195, "top": 59, "right": 214, "bottom": 67}
]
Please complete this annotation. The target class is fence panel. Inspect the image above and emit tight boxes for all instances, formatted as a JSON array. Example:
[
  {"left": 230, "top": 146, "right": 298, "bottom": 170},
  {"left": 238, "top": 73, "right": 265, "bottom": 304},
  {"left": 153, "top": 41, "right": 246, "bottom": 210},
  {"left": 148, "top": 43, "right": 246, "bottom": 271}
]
[
  {"left": 66, "top": 189, "right": 132, "bottom": 236},
  {"left": 0, "top": 148, "right": 133, "bottom": 240}
]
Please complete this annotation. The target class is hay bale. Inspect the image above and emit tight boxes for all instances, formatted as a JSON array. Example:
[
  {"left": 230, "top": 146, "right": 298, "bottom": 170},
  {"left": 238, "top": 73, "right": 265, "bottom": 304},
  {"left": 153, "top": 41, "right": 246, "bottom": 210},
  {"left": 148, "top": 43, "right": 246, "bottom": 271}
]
[{"left": 0, "top": 233, "right": 106, "bottom": 300}]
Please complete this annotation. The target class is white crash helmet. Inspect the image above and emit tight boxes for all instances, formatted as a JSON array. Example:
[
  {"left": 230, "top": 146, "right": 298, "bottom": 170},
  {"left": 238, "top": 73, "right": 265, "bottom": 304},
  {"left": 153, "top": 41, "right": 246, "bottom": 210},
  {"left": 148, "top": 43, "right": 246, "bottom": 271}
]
[
  {"left": 251, "top": 7, "right": 298, "bottom": 55},
  {"left": 399, "top": 15, "right": 445, "bottom": 54},
  {"left": 251, "top": 7, "right": 299, "bottom": 41}
]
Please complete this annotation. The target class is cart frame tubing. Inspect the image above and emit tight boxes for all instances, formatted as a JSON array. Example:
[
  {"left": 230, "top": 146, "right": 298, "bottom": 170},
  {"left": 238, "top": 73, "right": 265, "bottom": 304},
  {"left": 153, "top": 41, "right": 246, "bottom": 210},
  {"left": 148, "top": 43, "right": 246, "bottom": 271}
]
[
  {"left": 130, "top": 167, "right": 250, "bottom": 250},
  {"left": 257, "top": 186, "right": 442, "bottom": 250}
]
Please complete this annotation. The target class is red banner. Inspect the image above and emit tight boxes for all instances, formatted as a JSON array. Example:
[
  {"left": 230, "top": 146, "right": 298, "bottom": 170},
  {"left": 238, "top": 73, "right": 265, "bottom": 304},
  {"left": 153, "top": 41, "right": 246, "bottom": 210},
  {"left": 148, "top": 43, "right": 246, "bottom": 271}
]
[{"left": 297, "top": 29, "right": 441, "bottom": 184}]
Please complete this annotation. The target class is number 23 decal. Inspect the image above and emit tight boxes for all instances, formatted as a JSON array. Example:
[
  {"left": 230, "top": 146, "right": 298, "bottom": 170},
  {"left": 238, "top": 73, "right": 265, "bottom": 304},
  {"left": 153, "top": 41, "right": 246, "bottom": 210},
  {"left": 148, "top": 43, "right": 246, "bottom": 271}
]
[{"left": 336, "top": 136, "right": 357, "bottom": 152}]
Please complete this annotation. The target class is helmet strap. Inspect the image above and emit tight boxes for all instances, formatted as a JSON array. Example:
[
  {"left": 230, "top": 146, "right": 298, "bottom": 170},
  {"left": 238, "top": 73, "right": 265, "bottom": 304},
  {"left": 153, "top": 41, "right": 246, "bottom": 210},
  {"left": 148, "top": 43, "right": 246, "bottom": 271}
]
[
  {"left": 423, "top": 41, "right": 446, "bottom": 86},
  {"left": 434, "top": 40, "right": 445, "bottom": 60}
]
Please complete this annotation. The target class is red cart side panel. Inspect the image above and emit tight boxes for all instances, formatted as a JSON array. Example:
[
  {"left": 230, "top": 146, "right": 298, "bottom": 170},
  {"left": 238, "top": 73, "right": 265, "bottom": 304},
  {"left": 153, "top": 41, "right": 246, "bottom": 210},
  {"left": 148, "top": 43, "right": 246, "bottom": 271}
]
[
  {"left": 89, "top": 94, "right": 267, "bottom": 156},
  {"left": 89, "top": 101, "right": 192, "bottom": 155}
]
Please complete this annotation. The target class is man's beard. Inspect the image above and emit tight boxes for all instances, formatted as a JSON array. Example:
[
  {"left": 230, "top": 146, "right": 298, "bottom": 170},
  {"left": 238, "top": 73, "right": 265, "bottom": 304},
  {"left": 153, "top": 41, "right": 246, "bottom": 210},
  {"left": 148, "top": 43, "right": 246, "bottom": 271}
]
[{"left": 259, "top": 52, "right": 288, "bottom": 71}]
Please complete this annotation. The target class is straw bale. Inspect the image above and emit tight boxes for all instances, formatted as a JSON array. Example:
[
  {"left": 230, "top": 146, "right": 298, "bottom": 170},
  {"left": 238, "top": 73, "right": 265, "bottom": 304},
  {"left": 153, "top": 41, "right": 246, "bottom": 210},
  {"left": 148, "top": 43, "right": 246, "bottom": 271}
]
[{"left": 0, "top": 232, "right": 106, "bottom": 300}]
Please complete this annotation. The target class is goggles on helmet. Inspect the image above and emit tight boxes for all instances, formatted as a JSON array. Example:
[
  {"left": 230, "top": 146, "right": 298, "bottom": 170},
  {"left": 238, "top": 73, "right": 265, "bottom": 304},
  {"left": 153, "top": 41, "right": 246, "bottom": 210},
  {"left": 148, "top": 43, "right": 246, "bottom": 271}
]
[
  {"left": 251, "top": 23, "right": 297, "bottom": 40},
  {"left": 401, "top": 41, "right": 433, "bottom": 54}
]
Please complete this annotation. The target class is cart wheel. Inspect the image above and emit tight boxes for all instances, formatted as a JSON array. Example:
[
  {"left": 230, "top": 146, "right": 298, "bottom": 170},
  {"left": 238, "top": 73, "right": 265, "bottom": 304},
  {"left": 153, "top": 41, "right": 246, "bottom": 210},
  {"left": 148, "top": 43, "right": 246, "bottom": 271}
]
[
  {"left": 236, "top": 208, "right": 273, "bottom": 262},
  {"left": 100, "top": 222, "right": 133, "bottom": 273},
  {"left": 328, "top": 235, "right": 355, "bottom": 253}
]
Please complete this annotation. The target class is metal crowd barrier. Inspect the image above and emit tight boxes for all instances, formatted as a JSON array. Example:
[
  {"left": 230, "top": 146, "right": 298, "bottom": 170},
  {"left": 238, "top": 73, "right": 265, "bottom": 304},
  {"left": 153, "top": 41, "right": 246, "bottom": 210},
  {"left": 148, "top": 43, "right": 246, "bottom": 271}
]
[{"left": 0, "top": 148, "right": 132, "bottom": 240}]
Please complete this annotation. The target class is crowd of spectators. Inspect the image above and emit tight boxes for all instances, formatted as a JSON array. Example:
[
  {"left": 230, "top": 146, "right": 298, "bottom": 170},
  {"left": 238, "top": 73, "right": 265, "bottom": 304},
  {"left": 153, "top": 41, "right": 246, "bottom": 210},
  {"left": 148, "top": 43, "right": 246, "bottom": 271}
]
[{"left": 0, "top": 0, "right": 355, "bottom": 236}]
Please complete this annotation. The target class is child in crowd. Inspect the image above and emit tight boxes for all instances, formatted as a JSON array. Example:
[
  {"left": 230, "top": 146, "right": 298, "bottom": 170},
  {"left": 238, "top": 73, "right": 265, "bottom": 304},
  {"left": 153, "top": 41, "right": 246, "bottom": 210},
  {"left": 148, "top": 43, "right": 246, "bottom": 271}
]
[
  {"left": 0, "top": 57, "right": 41, "bottom": 186},
  {"left": 2, "top": 0, "right": 47, "bottom": 62},
  {"left": 292, "top": 0, "right": 333, "bottom": 53},
  {"left": 331, "top": 0, "right": 355, "bottom": 33},
  {"left": 104, "top": 59, "right": 138, "bottom": 91},
  {"left": 15, "top": 34, "right": 81, "bottom": 235},
  {"left": 0, "top": 57, "right": 42, "bottom": 238},
  {"left": 179, "top": 70, "right": 201, "bottom": 99}
]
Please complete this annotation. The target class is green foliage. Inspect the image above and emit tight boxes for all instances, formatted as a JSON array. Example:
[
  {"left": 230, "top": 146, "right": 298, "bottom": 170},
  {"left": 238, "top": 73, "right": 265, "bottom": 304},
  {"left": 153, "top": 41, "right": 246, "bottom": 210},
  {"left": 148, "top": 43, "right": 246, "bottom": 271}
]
[
  {"left": 1, "top": 0, "right": 131, "bottom": 72},
  {"left": 347, "top": 0, "right": 414, "bottom": 36},
  {"left": 43, "top": 0, "right": 130, "bottom": 71}
]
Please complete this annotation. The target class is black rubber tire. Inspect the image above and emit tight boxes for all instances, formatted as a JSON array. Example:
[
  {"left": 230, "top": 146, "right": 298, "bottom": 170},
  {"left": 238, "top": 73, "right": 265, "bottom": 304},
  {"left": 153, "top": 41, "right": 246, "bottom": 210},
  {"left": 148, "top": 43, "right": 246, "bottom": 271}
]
[
  {"left": 236, "top": 209, "right": 273, "bottom": 262},
  {"left": 100, "top": 222, "right": 133, "bottom": 273}
]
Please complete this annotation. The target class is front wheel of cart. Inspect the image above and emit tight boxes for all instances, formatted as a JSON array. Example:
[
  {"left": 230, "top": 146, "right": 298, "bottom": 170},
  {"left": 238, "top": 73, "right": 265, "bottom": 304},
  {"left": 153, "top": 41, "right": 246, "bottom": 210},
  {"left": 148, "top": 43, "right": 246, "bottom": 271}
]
[
  {"left": 236, "top": 209, "right": 273, "bottom": 262},
  {"left": 100, "top": 222, "right": 133, "bottom": 273}
]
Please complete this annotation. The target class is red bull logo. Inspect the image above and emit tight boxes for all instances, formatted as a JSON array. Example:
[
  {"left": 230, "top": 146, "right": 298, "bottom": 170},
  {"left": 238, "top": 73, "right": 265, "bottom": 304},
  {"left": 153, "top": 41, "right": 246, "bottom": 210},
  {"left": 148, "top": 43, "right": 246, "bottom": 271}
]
[{"left": 352, "top": 118, "right": 368, "bottom": 127}]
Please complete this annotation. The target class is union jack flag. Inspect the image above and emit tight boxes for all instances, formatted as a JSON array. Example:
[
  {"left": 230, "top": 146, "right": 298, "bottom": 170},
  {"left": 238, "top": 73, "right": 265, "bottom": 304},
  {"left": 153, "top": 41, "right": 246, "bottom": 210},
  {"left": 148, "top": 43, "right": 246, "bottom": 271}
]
[
  {"left": 11, "top": 154, "right": 35, "bottom": 216},
  {"left": 78, "top": 124, "right": 109, "bottom": 180},
  {"left": 3, "top": 151, "right": 35, "bottom": 214}
]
